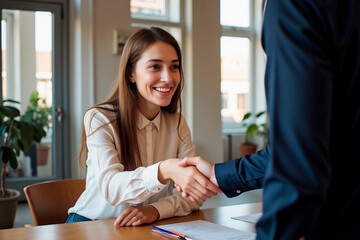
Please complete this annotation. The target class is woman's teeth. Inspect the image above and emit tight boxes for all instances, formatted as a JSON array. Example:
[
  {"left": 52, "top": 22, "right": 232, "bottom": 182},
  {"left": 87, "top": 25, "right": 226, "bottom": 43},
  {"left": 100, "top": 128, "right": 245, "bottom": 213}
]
[{"left": 155, "top": 87, "right": 171, "bottom": 92}]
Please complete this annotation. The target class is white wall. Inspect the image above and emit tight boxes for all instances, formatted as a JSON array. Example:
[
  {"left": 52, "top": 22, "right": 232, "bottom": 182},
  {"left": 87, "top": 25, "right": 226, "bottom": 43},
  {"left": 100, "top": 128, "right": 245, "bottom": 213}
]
[
  {"left": 92, "top": 0, "right": 133, "bottom": 103},
  {"left": 69, "top": 0, "right": 265, "bottom": 177},
  {"left": 183, "top": 0, "right": 223, "bottom": 163}
]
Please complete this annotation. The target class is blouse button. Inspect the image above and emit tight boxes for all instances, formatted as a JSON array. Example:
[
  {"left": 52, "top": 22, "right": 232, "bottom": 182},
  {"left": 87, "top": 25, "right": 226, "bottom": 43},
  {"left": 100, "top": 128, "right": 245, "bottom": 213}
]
[{"left": 236, "top": 190, "right": 241, "bottom": 194}]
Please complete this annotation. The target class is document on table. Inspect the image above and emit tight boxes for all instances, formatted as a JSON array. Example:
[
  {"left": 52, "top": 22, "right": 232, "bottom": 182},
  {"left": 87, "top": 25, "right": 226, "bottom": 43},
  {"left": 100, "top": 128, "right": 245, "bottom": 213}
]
[
  {"left": 156, "top": 220, "right": 256, "bottom": 240},
  {"left": 231, "top": 213, "right": 263, "bottom": 224}
]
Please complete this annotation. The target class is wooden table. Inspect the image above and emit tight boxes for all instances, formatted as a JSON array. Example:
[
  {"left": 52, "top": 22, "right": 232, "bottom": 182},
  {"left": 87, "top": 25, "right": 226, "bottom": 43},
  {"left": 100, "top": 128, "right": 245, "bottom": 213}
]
[{"left": 0, "top": 203, "right": 262, "bottom": 240}]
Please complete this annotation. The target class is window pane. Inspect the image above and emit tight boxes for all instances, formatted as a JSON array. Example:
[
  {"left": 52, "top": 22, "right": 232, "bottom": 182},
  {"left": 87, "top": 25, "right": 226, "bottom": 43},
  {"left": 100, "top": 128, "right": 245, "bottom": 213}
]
[
  {"left": 1, "top": 20, "right": 7, "bottom": 99},
  {"left": 2, "top": 10, "right": 54, "bottom": 179},
  {"left": 130, "top": 0, "right": 179, "bottom": 23},
  {"left": 35, "top": 11, "right": 53, "bottom": 107},
  {"left": 221, "top": 36, "right": 249, "bottom": 124},
  {"left": 131, "top": 0, "right": 166, "bottom": 17},
  {"left": 220, "top": 0, "right": 250, "bottom": 27}
]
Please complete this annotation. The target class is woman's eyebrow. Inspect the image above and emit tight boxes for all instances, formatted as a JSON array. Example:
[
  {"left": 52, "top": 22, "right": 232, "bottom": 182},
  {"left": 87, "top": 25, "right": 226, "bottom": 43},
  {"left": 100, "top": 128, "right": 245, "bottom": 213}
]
[{"left": 146, "top": 59, "right": 179, "bottom": 63}]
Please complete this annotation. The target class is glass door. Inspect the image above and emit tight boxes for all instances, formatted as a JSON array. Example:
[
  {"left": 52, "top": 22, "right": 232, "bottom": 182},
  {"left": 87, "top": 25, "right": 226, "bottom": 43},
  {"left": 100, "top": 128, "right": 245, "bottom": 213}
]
[{"left": 0, "top": 0, "right": 69, "bottom": 201}]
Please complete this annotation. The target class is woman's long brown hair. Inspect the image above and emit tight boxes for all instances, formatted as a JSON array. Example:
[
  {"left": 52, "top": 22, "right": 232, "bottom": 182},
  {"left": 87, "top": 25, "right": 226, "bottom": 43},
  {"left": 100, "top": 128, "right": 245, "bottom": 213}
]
[{"left": 78, "top": 27, "right": 184, "bottom": 172}]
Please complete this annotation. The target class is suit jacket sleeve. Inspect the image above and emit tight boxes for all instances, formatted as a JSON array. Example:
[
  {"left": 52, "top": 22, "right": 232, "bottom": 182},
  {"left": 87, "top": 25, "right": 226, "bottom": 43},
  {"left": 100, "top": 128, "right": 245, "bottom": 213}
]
[{"left": 215, "top": 145, "right": 270, "bottom": 197}]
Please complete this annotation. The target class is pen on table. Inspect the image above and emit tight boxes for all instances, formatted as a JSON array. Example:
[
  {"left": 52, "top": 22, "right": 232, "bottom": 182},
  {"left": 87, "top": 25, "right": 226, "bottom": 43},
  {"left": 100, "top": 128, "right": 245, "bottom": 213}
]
[
  {"left": 151, "top": 226, "right": 191, "bottom": 240},
  {"left": 152, "top": 229, "right": 186, "bottom": 240}
]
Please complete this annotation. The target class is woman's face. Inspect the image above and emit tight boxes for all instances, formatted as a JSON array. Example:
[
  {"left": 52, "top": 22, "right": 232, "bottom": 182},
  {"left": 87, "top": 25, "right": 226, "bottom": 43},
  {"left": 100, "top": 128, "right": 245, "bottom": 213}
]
[{"left": 131, "top": 41, "right": 180, "bottom": 119}]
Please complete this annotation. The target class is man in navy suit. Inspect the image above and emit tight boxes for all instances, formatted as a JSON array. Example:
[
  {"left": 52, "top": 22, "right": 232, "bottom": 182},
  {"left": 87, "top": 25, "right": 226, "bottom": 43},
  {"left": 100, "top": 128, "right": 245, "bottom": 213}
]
[{"left": 177, "top": 0, "right": 360, "bottom": 239}]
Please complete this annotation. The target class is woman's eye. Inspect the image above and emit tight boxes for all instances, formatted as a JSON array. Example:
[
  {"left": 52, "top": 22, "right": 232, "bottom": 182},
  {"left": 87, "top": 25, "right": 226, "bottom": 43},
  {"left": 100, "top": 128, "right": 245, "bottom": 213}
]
[
  {"left": 171, "top": 65, "right": 180, "bottom": 71},
  {"left": 149, "top": 64, "right": 160, "bottom": 70}
]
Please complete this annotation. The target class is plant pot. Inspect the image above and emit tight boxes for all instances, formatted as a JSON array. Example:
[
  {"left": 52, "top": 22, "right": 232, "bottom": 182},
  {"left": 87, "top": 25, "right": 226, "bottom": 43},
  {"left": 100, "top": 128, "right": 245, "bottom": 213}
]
[
  {"left": 36, "top": 144, "right": 50, "bottom": 166},
  {"left": 0, "top": 189, "right": 20, "bottom": 229},
  {"left": 239, "top": 144, "right": 258, "bottom": 157}
]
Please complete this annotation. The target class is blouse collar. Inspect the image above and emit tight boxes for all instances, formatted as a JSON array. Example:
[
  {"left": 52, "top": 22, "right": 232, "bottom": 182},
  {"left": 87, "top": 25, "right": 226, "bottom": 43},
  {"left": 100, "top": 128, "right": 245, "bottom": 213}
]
[{"left": 137, "top": 109, "right": 161, "bottom": 130}]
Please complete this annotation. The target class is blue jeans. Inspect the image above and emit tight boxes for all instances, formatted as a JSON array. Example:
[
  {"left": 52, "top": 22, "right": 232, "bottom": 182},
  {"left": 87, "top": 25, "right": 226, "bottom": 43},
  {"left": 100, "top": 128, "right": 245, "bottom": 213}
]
[{"left": 66, "top": 213, "right": 92, "bottom": 223}]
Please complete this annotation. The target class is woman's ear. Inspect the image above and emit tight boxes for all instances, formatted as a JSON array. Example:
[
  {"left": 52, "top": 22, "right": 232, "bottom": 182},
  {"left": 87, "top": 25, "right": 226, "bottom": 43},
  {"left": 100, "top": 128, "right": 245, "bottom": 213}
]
[{"left": 130, "top": 74, "right": 136, "bottom": 83}]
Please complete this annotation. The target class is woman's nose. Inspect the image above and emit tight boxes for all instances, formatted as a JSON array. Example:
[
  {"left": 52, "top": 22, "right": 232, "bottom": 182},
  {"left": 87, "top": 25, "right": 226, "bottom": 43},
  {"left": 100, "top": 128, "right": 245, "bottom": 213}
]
[{"left": 160, "top": 68, "right": 172, "bottom": 82}]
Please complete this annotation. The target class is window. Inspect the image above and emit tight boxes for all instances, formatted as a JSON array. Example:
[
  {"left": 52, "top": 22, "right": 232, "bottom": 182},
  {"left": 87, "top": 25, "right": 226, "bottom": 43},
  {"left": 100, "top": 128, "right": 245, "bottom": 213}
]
[
  {"left": 220, "top": 0, "right": 249, "bottom": 27},
  {"left": 1, "top": 10, "right": 53, "bottom": 106},
  {"left": 131, "top": 0, "right": 165, "bottom": 17},
  {"left": 129, "top": 0, "right": 183, "bottom": 63},
  {"left": 220, "top": 0, "right": 256, "bottom": 130},
  {"left": 130, "top": 0, "right": 180, "bottom": 23},
  {"left": 1, "top": 19, "right": 7, "bottom": 98},
  {"left": 35, "top": 11, "right": 53, "bottom": 106},
  {"left": 1, "top": 9, "right": 54, "bottom": 178},
  {"left": 1, "top": 11, "right": 15, "bottom": 100},
  {"left": 221, "top": 36, "right": 250, "bottom": 123}
]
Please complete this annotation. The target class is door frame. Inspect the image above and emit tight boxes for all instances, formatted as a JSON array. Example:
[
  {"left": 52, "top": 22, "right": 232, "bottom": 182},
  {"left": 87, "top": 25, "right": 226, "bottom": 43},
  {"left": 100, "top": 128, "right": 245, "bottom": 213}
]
[{"left": 0, "top": 0, "right": 70, "bottom": 201}]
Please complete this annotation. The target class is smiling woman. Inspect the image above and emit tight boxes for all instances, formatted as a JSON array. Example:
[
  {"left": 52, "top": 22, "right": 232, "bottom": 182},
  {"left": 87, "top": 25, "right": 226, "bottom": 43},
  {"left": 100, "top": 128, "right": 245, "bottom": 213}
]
[
  {"left": 130, "top": 41, "right": 180, "bottom": 120},
  {"left": 66, "top": 27, "right": 221, "bottom": 227}
]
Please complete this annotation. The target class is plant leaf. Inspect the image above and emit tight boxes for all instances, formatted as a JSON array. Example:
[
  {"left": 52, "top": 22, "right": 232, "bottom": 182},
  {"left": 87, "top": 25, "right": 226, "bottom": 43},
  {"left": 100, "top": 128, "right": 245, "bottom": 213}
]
[
  {"left": 0, "top": 147, "right": 7, "bottom": 163},
  {"left": 30, "top": 91, "right": 40, "bottom": 103},
  {"left": 256, "top": 111, "right": 265, "bottom": 118},
  {"left": 12, "top": 141, "right": 21, "bottom": 156},
  {"left": 0, "top": 105, "right": 20, "bottom": 118},
  {"left": 8, "top": 150, "right": 18, "bottom": 169},
  {"left": 0, "top": 99, "right": 20, "bottom": 105},
  {"left": 1, "top": 146, "right": 18, "bottom": 169},
  {"left": 18, "top": 120, "right": 34, "bottom": 152},
  {"left": 242, "top": 113, "right": 251, "bottom": 121},
  {"left": 246, "top": 124, "right": 258, "bottom": 137}
]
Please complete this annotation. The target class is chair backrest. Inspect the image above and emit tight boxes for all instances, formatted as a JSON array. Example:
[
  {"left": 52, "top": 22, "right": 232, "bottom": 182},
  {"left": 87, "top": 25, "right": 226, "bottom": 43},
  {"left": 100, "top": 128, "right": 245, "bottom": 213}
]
[{"left": 24, "top": 179, "right": 85, "bottom": 226}]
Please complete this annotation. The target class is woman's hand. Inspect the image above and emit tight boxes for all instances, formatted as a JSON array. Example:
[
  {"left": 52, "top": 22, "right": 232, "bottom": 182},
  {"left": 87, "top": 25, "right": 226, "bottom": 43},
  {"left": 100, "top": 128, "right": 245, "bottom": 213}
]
[
  {"left": 158, "top": 158, "right": 221, "bottom": 201},
  {"left": 114, "top": 205, "right": 160, "bottom": 227}
]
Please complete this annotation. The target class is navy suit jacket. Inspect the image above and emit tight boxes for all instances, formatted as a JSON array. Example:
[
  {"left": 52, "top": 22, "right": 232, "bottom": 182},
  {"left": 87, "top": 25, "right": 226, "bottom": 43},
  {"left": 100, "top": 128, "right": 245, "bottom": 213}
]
[{"left": 215, "top": 0, "right": 360, "bottom": 239}]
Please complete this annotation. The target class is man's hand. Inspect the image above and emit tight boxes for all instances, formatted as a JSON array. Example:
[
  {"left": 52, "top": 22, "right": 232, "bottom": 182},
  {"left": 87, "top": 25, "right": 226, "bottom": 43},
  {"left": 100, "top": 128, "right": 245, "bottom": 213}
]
[
  {"left": 114, "top": 205, "right": 159, "bottom": 227},
  {"left": 158, "top": 158, "right": 221, "bottom": 201},
  {"left": 175, "top": 156, "right": 221, "bottom": 198}
]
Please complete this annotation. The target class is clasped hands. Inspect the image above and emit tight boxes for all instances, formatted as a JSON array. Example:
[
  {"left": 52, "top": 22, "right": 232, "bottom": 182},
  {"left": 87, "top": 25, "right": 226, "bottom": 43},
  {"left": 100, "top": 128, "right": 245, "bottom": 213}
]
[{"left": 171, "top": 156, "right": 222, "bottom": 201}]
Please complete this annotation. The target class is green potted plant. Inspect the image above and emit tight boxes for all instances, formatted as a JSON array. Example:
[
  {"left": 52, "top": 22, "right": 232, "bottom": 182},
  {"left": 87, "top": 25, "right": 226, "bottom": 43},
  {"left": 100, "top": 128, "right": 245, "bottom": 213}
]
[
  {"left": 22, "top": 91, "right": 52, "bottom": 166},
  {"left": 238, "top": 111, "right": 268, "bottom": 157},
  {"left": 0, "top": 99, "right": 36, "bottom": 229}
]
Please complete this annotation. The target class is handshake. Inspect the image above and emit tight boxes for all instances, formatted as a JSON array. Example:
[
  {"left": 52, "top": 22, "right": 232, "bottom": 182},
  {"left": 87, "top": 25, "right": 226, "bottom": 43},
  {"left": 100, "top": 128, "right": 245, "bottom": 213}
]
[{"left": 165, "top": 157, "right": 223, "bottom": 202}]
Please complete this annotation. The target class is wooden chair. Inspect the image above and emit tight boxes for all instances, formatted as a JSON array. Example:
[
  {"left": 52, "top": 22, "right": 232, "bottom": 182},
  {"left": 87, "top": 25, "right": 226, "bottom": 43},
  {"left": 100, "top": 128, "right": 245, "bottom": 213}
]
[{"left": 24, "top": 179, "right": 85, "bottom": 226}]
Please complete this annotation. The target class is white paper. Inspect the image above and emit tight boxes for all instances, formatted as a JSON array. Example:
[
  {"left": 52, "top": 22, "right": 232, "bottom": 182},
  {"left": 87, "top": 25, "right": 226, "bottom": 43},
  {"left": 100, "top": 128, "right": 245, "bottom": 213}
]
[
  {"left": 231, "top": 213, "right": 263, "bottom": 224},
  {"left": 157, "top": 220, "right": 256, "bottom": 240}
]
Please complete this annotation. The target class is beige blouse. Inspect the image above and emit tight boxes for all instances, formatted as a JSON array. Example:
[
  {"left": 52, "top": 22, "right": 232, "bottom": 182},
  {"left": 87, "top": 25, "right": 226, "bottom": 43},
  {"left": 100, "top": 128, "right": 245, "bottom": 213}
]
[{"left": 68, "top": 105, "right": 202, "bottom": 220}]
